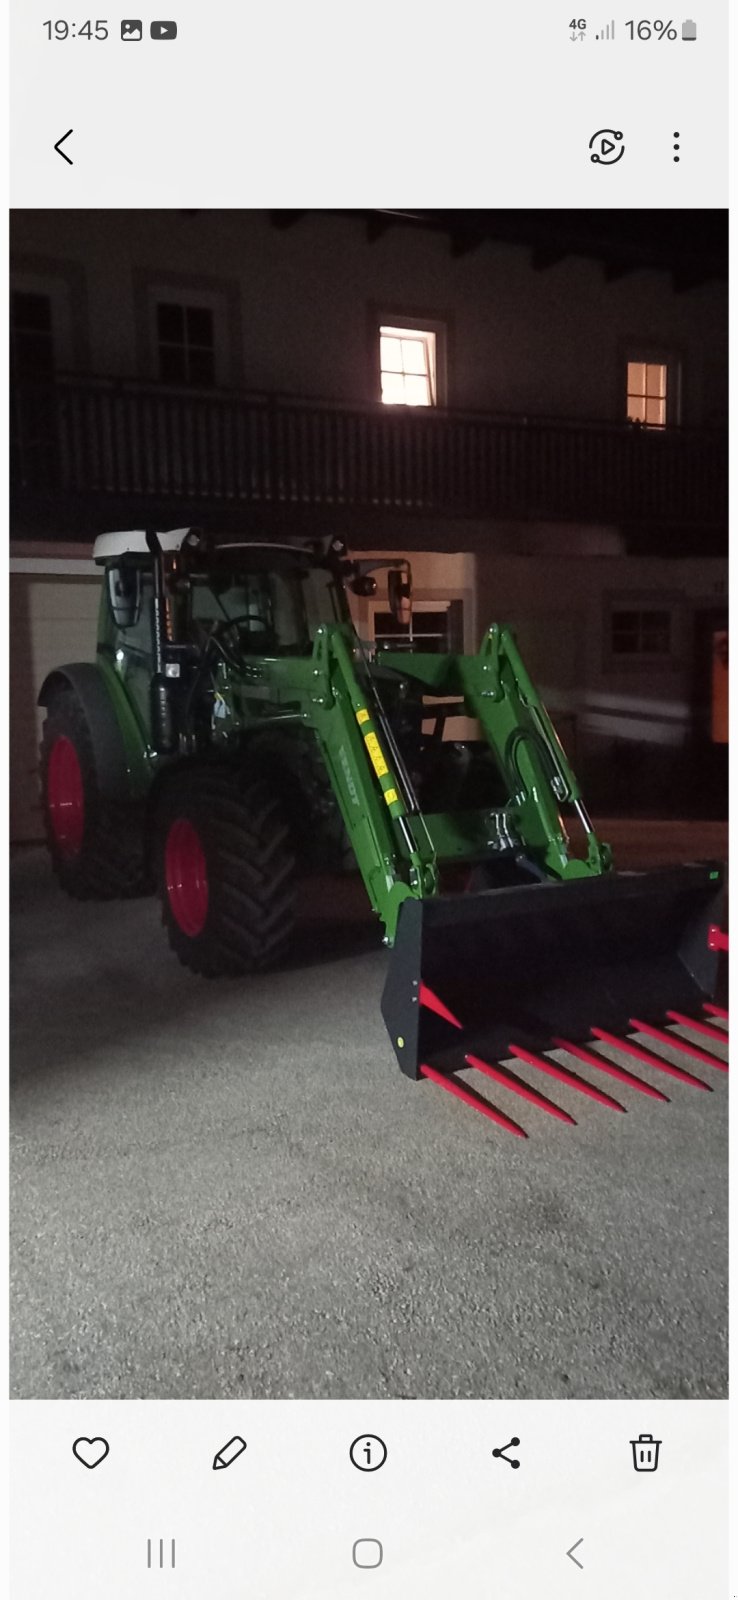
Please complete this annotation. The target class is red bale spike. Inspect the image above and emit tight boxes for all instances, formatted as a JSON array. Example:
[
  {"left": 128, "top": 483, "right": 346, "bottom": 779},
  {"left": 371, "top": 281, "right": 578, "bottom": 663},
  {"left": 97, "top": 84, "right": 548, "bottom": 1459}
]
[
  {"left": 419, "top": 1063, "right": 527, "bottom": 1137},
  {"left": 629, "top": 1017, "right": 728, "bottom": 1074},
  {"left": 465, "top": 1052, "right": 576, "bottom": 1125},
  {"left": 703, "top": 1002, "right": 729, "bottom": 1023},
  {"left": 508, "top": 1043, "right": 627, "bottom": 1112},
  {"left": 551, "top": 1036, "right": 670, "bottom": 1103},
  {"left": 708, "top": 925, "right": 729, "bottom": 952},
  {"left": 665, "top": 1010, "right": 730, "bottom": 1048},
  {"left": 591, "top": 1027, "right": 711, "bottom": 1091},
  {"left": 419, "top": 983, "right": 463, "bottom": 1029}
]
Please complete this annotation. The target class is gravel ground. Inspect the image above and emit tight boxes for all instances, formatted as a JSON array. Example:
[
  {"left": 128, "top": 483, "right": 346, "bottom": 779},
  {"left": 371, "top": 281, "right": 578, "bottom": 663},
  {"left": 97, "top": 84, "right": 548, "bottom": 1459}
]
[{"left": 10, "top": 823, "right": 728, "bottom": 1401}]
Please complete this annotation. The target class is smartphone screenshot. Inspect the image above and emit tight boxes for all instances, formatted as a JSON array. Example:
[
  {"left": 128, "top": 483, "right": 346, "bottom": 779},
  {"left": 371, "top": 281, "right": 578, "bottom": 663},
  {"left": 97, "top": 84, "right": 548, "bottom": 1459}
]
[{"left": 8, "top": 3, "right": 730, "bottom": 1596}]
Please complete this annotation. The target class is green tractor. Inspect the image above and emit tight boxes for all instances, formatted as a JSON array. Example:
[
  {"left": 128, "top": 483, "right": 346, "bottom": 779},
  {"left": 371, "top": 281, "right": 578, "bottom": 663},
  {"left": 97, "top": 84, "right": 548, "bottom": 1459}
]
[{"left": 39, "top": 527, "right": 726, "bottom": 1131}]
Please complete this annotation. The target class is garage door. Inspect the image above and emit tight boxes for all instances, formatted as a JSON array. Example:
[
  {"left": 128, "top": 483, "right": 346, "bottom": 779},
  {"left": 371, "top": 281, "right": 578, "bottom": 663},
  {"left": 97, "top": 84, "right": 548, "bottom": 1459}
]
[{"left": 10, "top": 568, "right": 101, "bottom": 842}]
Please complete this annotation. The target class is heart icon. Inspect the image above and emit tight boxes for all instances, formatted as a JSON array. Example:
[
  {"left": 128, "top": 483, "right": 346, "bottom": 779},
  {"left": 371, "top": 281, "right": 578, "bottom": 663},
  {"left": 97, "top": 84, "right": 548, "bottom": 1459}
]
[{"left": 72, "top": 1436, "right": 110, "bottom": 1469}]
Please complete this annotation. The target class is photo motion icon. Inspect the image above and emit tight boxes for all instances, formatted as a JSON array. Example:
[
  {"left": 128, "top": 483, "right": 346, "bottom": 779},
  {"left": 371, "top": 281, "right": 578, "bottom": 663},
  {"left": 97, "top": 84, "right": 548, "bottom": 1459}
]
[{"left": 589, "top": 129, "right": 625, "bottom": 164}]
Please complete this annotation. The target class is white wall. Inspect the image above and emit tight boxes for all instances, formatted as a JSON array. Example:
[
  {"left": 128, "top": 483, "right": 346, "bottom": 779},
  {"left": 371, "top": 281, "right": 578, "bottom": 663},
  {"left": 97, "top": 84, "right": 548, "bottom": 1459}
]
[
  {"left": 10, "top": 550, "right": 100, "bottom": 841},
  {"left": 476, "top": 554, "right": 727, "bottom": 761},
  {"left": 10, "top": 210, "right": 728, "bottom": 426}
]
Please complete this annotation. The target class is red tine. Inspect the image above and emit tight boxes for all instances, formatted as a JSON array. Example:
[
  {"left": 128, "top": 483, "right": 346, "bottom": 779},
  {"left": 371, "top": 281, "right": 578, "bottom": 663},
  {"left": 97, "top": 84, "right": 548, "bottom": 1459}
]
[
  {"left": 552, "top": 1036, "right": 669, "bottom": 1103},
  {"left": 508, "top": 1043, "right": 626, "bottom": 1112},
  {"left": 665, "top": 1010, "right": 730, "bottom": 1048},
  {"left": 708, "top": 925, "right": 729, "bottom": 952},
  {"left": 629, "top": 1017, "right": 728, "bottom": 1074},
  {"left": 419, "top": 983, "right": 462, "bottom": 1029},
  {"left": 420, "top": 1063, "right": 527, "bottom": 1137},
  {"left": 465, "top": 1053, "right": 576, "bottom": 1124},
  {"left": 703, "top": 1002, "right": 729, "bottom": 1024},
  {"left": 591, "top": 1027, "right": 711, "bottom": 1091}
]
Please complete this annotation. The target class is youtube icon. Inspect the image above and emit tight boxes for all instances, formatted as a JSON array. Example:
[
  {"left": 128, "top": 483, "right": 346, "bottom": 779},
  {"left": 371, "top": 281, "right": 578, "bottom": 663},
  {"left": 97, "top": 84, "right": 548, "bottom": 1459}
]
[{"left": 150, "top": 20, "right": 177, "bottom": 39}]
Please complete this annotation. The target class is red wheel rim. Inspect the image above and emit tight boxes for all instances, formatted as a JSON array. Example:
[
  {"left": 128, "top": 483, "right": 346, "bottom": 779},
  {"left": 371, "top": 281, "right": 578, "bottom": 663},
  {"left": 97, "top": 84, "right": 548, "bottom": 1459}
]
[
  {"left": 47, "top": 736, "right": 85, "bottom": 856},
  {"left": 165, "top": 818, "right": 209, "bottom": 937}
]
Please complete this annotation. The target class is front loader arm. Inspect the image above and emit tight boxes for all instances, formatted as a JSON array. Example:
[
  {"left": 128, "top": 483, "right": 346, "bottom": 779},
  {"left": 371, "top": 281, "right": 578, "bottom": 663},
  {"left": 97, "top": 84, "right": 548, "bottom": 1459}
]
[
  {"left": 301, "top": 620, "right": 610, "bottom": 948},
  {"left": 306, "top": 625, "right": 439, "bottom": 943},
  {"left": 461, "top": 626, "right": 612, "bottom": 879}
]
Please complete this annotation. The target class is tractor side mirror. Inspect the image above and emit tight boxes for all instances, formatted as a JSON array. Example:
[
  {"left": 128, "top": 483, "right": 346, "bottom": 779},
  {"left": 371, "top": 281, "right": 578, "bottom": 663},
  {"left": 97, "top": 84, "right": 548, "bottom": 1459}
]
[
  {"left": 107, "top": 564, "right": 142, "bottom": 629},
  {"left": 388, "top": 567, "right": 412, "bottom": 627}
]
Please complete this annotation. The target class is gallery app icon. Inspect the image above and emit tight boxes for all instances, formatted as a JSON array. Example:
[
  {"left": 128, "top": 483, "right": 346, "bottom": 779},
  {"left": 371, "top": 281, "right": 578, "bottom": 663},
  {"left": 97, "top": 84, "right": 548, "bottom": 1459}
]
[{"left": 120, "top": 20, "right": 143, "bottom": 41}]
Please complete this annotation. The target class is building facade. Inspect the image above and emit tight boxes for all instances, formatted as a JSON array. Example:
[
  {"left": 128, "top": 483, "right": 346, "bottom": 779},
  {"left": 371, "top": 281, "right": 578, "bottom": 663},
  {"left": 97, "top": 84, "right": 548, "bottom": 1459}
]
[{"left": 9, "top": 209, "right": 728, "bottom": 838}]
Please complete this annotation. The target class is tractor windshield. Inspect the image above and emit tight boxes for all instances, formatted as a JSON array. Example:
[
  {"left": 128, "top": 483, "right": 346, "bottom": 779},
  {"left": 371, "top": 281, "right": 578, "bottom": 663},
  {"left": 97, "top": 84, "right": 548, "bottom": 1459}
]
[{"left": 186, "top": 547, "right": 346, "bottom": 654}]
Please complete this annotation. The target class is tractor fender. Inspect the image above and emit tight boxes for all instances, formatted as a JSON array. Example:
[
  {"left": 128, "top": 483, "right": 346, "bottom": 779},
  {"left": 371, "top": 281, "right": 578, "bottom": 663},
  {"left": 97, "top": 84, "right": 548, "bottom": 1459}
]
[{"left": 38, "top": 662, "right": 134, "bottom": 802}]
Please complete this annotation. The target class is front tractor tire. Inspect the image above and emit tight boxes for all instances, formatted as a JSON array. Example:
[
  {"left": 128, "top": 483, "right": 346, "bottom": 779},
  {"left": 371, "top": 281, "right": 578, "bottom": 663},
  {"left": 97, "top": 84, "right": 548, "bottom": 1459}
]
[
  {"left": 155, "top": 768, "right": 297, "bottom": 976},
  {"left": 41, "top": 687, "right": 149, "bottom": 899}
]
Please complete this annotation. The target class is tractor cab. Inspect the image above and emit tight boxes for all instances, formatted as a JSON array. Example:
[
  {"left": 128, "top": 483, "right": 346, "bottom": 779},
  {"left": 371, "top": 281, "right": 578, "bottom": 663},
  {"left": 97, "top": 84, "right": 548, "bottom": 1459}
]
[{"left": 94, "top": 527, "right": 353, "bottom": 664}]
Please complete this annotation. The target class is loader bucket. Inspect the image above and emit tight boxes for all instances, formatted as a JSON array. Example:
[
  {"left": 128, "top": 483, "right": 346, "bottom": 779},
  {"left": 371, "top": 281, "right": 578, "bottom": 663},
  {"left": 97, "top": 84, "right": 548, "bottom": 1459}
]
[{"left": 381, "top": 862, "right": 726, "bottom": 1080}]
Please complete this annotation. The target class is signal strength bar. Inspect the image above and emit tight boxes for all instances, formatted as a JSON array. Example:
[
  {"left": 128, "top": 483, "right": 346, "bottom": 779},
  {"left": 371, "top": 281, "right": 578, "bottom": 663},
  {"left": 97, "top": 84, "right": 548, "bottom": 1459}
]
[{"left": 595, "top": 21, "right": 615, "bottom": 38}]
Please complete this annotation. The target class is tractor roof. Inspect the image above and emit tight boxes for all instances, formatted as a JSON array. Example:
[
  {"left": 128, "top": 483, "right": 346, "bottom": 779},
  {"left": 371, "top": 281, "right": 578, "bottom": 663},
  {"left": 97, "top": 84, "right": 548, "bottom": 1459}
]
[
  {"left": 92, "top": 529, "right": 318, "bottom": 565},
  {"left": 93, "top": 528, "right": 195, "bottom": 563}
]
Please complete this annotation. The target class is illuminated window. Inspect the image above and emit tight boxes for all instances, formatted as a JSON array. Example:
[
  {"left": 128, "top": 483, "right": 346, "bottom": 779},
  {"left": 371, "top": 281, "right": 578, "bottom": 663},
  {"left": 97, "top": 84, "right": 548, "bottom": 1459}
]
[
  {"left": 627, "top": 360, "right": 668, "bottom": 427},
  {"left": 380, "top": 326, "right": 436, "bottom": 406},
  {"left": 611, "top": 608, "right": 672, "bottom": 657}
]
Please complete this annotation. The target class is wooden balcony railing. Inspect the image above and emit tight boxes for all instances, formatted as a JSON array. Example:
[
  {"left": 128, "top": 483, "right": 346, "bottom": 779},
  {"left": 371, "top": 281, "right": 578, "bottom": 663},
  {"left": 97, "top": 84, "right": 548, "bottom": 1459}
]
[{"left": 10, "top": 374, "right": 728, "bottom": 532}]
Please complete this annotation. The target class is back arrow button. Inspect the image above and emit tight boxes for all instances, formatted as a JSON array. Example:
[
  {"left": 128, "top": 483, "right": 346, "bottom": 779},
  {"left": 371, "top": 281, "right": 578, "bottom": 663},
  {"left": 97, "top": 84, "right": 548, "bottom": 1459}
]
[
  {"left": 54, "top": 129, "right": 73, "bottom": 165},
  {"left": 566, "top": 1538, "right": 584, "bottom": 1569}
]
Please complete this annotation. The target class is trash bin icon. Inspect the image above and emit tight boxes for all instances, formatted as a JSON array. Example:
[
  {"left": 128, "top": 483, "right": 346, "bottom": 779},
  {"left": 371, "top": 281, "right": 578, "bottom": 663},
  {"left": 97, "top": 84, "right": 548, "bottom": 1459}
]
[
  {"left": 631, "top": 1433, "right": 661, "bottom": 1471},
  {"left": 682, "top": 20, "right": 697, "bottom": 41}
]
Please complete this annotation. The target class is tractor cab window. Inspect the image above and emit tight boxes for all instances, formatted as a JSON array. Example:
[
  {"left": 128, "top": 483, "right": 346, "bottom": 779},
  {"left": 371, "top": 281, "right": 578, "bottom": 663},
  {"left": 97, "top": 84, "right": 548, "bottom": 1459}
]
[{"left": 190, "top": 564, "right": 310, "bottom": 654}]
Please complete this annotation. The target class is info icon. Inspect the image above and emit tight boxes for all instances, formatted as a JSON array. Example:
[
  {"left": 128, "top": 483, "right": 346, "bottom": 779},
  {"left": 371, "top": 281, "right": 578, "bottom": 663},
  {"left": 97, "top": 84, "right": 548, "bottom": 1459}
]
[
  {"left": 350, "top": 1434, "right": 387, "bottom": 1472},
  {"left": 120, "top": 20, "right": 142, "bottom": 41}
]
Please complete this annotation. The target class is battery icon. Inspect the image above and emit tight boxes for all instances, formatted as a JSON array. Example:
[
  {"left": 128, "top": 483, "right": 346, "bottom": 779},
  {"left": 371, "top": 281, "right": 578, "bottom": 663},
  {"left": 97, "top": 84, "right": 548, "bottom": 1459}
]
[{"left": 682, "top": 19, "right": 697, "bottom": 40}]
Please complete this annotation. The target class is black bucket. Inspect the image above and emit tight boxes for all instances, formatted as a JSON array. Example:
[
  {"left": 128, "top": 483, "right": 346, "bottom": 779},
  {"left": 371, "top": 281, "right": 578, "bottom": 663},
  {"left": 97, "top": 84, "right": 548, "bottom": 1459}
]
[{"left": 381, "top": 862, "right": 726, "bottom": 1078}]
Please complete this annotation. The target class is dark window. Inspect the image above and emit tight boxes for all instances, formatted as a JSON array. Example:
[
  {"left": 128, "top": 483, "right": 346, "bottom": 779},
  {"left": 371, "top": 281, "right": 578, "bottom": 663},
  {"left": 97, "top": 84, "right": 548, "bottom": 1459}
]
[
  {"left": 711, "top": 629, "right": 728, "bottom": 744},
  {"left": 156, "top": 301, "right": 215, "bottom": 385},
  {"left": 611, "top": 608, "right": 672, "bottom": 657},
  {"left": 10, "top": 292, "right": 55, "bottom": 376},
  {"left": 374, "top": 609, "right": 451, "bottom": 654},
  {"left": 10, "top": 292, "right": 58, "bottom": 489}
]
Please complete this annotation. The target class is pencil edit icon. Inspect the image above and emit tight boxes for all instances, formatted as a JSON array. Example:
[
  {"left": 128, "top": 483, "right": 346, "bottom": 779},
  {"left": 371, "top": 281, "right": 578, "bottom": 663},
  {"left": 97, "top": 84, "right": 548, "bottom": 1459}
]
[{"left": 213, "top": 1435, "right": 247, "bottom": 1471}]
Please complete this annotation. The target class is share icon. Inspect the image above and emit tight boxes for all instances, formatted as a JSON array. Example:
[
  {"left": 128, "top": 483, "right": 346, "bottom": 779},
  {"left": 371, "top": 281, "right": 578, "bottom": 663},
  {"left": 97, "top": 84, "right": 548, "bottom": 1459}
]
[{"left": 492, "top": 1436, "right": 521, "bottom": 1469}]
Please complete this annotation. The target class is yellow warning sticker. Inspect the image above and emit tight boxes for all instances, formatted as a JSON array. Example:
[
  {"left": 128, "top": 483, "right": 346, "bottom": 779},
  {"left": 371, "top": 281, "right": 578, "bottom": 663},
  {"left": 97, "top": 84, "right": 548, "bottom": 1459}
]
[
  {"left": 384, "top": 788, "right": 398, "bottom": 806},
  {"left": 364, "top": 731, "right": 389, "bottom": 779},
  {"left": 356, "top": 709, "right": 370, "bottom": 726}
]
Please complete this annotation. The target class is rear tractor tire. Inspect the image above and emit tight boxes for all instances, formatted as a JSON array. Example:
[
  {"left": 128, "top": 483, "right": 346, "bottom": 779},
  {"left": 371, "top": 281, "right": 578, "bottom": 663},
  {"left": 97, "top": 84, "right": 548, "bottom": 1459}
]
[
  {"left": 155, "top": 768, "right": 297, "bottom": 976},
  {"left": 40, "top": 687, "right": 149, "bottom": 899}
]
